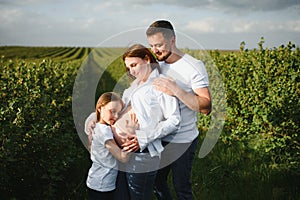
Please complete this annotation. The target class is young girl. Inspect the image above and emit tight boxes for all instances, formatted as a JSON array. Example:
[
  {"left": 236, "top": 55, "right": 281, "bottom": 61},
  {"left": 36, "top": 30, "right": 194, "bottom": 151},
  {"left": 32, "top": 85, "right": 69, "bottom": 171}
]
[{"left": 86, "top": 92, "right": 133, "bottom": 200}]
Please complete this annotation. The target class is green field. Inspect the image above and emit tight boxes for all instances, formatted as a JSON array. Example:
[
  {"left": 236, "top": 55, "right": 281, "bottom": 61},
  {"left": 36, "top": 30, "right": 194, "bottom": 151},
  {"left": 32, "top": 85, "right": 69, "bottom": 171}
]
[{"left": 0, "top": 41, "right": 299, "bottom": 199}]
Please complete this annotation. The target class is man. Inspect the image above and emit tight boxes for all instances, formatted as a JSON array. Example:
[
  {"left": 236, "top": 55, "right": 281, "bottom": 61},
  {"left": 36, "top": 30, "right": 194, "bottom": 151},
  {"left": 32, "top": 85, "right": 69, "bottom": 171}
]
[{"left": 146, "top": 20, "right": 212, "bottom": 200}]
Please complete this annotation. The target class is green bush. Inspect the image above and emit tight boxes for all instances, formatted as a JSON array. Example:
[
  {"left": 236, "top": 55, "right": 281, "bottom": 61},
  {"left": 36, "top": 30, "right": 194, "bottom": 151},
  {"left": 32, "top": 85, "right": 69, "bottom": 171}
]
[
  {"left": 0, "top": 58, "right": 89, "bottom": 199},
  {"left": 216, "top": 40, "right": 300, "bottom": 172},
  {"left": 191, "top": 40, "right": 299, "bottom": 199}
]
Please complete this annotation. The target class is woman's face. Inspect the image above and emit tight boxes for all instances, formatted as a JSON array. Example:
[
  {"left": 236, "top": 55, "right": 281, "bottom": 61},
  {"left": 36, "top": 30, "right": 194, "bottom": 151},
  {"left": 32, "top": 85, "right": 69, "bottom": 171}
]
[{"left": 124, "top": 57, "right": 151, "bottom": 83}]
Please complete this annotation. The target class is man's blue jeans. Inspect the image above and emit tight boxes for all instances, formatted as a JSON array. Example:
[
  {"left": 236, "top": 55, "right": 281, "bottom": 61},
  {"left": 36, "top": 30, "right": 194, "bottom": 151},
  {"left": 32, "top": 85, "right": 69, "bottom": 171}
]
[{"left": 155, "top": 138, "right": 198, "bottom": 200}]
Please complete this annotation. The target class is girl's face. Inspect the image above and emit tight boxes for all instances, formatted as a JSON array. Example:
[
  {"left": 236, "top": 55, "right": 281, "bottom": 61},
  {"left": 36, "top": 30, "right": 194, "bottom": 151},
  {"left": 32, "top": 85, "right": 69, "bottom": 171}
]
[
  {"left": 98, "top": 101, "right": 122, "bottom": 125},
  {"left": 124, "top": 57, "right": 152, "bottom": 83}
]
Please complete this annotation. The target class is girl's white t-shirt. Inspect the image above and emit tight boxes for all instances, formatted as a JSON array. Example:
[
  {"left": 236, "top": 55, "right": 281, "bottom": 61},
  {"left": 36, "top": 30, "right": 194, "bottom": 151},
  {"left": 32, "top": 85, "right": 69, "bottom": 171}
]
[{"left": 86, "top": 123, "right": 117, "bottom": 192}]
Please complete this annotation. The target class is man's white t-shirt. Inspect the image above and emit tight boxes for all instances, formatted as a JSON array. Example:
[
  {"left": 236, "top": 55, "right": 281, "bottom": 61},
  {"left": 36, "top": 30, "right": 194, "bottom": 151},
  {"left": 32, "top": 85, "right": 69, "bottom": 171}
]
[{"left": 159, "top": 53, "right": 209, "bottom": 143}]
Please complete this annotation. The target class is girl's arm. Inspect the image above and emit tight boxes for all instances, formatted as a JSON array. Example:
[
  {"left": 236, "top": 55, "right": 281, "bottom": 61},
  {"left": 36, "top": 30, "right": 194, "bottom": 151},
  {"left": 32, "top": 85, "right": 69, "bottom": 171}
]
[{"left": 105, "top": 139, "right": 132, "bottom": 163}]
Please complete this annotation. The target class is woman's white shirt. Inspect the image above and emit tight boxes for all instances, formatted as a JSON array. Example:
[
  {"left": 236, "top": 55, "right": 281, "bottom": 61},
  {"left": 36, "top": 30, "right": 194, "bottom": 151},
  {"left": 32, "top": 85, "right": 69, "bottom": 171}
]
[{"left": 122, "top": 68, "right": 181, "bottom": 157}]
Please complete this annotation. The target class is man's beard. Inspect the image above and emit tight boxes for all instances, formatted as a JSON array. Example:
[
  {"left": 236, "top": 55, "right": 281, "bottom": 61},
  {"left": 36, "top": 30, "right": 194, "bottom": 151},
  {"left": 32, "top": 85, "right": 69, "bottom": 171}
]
[{"left": 157, "top": 51, "right": 172, "bottom": 61}]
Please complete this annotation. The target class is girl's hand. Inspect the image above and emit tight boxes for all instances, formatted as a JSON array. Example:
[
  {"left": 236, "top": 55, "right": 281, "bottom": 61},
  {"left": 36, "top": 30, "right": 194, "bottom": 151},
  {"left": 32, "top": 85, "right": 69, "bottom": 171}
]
[
  {"left": 88, "top": 120, "right": 96, "bottom": 135},
  {"left": 87, "top": 120, "right": 96, "bottom": 152},
  {"left": 120, "top": 149, "right": 132, "bottom": 163}
]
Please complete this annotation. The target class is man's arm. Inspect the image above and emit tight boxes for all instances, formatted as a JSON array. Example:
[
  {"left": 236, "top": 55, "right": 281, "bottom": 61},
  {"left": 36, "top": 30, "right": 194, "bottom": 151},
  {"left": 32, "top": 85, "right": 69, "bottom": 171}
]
[
  {"left": 176, "top": 87, "right": 211, "bottom": 115},
  {"left": 153, "top": 77, "right": 212, "bottom": 115}
]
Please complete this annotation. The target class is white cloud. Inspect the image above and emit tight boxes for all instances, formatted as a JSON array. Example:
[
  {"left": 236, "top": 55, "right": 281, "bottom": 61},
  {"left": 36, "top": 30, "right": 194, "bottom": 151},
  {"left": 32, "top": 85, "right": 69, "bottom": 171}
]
[
  {"left": 282, "top": 20, "right": 300, "bottom": 32},
  {"left": 0, "top": 8, "right": 23, "bottom": 26},
  {"left": 185, "top": 18, "right": 300, "bottom": 34},
  {"left": 127, "top": 0, "right": 300, "bottom": 12},
  {"left": 0, "top": 0, "right": 61, "bottom": 6},
  {"left": 92, "top": 1, "right": 124, "bottom": 12},
  {"left": 185, "top": 19, "right": 216, "bottom": 33}
]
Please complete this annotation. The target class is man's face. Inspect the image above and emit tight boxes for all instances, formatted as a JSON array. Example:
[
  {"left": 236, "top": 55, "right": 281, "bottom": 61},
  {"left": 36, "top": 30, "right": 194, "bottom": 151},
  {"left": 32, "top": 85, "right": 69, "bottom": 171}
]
[{"left": 147, "top": 32, "right": 172, "bottom": 61}]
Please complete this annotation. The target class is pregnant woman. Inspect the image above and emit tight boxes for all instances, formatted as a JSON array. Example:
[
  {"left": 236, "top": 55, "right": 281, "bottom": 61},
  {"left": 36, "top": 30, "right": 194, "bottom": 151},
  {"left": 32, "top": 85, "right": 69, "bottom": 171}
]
[{"left": 85, "top": 44, "right": 181, "bottom": 200}]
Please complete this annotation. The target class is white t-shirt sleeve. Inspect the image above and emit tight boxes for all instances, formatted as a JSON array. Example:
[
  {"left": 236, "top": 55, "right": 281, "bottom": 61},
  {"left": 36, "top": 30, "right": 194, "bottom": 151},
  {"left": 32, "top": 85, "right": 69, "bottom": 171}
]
[
  {"left": 94, "top": 124, "right": 114, "bottom": 145},
  {"left": 191, "top": 60, "right": 209, "bottom": 90}
]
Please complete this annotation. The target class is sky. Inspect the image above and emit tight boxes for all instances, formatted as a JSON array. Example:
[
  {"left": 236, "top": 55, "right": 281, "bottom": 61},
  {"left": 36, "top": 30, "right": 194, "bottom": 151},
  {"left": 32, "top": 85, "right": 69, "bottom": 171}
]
[{"left": 0, "top": 0, "right": 299, "bottom": 50}]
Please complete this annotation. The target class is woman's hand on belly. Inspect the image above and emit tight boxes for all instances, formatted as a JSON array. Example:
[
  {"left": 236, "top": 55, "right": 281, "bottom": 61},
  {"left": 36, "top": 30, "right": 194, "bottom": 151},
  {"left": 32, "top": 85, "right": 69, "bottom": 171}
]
[{"left": 122, "top": 135, "right": 140, "bottom": 152}]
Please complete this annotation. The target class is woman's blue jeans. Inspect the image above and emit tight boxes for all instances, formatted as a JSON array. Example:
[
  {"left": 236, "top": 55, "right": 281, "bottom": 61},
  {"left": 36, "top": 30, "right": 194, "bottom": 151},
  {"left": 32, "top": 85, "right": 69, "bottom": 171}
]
[
  {"left": 126, "top": 170, "right": 157, "bottom": 200},
  {"left": 125, "top": 152, "right": 160, "bottom": 200}
]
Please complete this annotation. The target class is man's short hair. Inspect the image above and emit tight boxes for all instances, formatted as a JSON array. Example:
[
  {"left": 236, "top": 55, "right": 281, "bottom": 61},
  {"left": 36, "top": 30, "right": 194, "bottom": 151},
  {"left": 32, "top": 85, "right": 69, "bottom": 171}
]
[{"left": 146, "top": 20, "right": 175, "bottom": 39}]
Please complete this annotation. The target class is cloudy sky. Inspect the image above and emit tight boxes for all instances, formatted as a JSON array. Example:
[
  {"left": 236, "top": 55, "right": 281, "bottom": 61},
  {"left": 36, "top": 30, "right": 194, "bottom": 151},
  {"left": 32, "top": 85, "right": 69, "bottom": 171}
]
[{"left": 0, "top": 0, "right": 299, "bottom": 49}]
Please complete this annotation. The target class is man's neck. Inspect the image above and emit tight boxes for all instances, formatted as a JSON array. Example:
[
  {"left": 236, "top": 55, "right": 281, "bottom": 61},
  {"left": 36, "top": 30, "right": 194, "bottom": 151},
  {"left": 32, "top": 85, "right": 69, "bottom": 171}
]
[{"left": 165, "top": 48, "right": 184, "bottom": 64}]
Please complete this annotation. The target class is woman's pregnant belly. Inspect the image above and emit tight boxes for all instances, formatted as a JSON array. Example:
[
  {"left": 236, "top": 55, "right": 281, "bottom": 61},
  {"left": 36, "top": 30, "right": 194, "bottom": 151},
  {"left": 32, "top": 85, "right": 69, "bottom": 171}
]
[{"left": 111, "top": 106, "right": 137, "bottom": 147}]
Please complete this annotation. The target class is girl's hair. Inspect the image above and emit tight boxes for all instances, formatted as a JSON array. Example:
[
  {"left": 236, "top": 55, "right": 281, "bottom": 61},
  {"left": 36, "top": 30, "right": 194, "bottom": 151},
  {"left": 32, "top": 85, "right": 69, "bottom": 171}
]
[
  {"left": 95, "top": 92, "right": 123, "bottom": 122},
  {"left": 122, "top": 44, "right": 160, "bottom": 82}
]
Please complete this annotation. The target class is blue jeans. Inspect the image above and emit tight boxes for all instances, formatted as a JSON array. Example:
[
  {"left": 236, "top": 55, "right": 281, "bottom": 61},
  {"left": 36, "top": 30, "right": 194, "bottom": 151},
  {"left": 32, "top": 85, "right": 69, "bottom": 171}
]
[
  {"left": 114, "top": 169, "right": 157, "bottom": 200},
  {"left": 155, "top": 138, "right": 198, "bottom": 200},
  {"left": 87, "top": 187, "right": 114, "bottom": 200},
  {"left": 126, "top": 170, "right": 157, "bottom": 200},
  {"left": 126, "top": 153, "right": 159, "bottom": 200},
  {"left": 114, "top": 171, "right": 130, "bottom": 200},
  {"left": 114, "top": 152, "right": 159, "bottom": 200}
]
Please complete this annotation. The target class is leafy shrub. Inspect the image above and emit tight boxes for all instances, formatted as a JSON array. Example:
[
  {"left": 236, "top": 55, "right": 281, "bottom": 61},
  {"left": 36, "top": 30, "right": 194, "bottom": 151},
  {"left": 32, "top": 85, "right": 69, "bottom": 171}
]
[
  {"left": 190, "top": 40, "right": 299, "bottom": 199},
  {"left": 216, "top": 40, "right": 300, "bottom": 172},
  {"left": 0, "top": 58, "right": 89, "bottom": 199}
]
